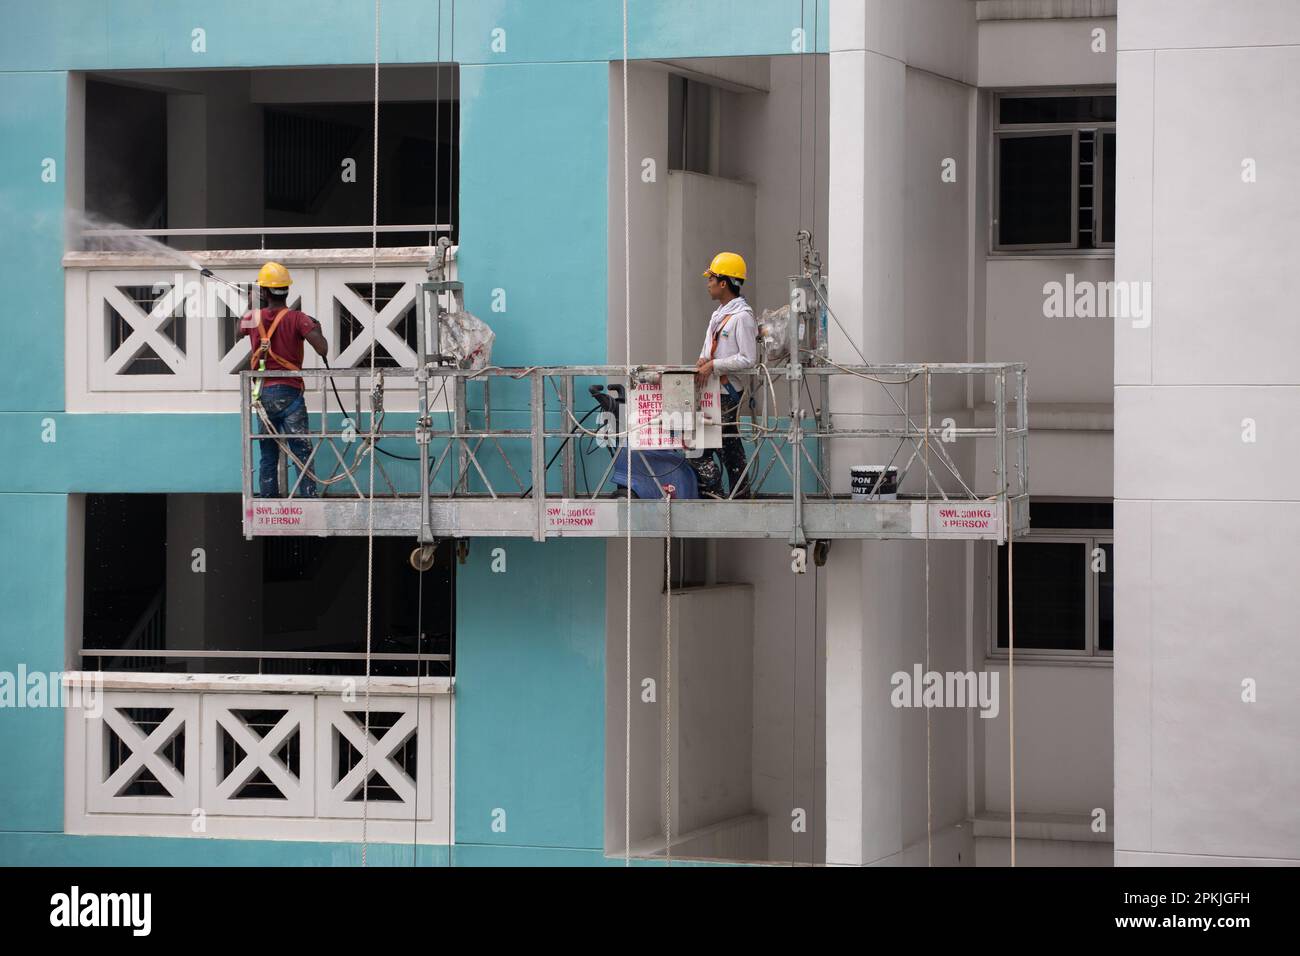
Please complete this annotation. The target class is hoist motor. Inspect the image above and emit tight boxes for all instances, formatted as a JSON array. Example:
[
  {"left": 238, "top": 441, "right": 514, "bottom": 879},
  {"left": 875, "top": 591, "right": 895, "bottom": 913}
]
[{"left": 416, "top": 238, "right": 495, "bottom": 369}]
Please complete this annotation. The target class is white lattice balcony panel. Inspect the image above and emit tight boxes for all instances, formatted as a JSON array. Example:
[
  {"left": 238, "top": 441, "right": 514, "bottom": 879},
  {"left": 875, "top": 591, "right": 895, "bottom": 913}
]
[
  {"left": 85, "top": 693, "right": 201, "bottom": 815},
  {"left": 66, "top": 678, "right": 453, "bottom": 844},
  {"left": 202, "top": 695, "right": 315, "bottom": 817},
  {"left": 64, "top": 248, "right": 455, "bottom": 413}
]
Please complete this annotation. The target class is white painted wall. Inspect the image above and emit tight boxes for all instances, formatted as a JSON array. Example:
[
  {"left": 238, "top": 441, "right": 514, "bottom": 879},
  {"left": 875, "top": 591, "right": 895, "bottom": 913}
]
[
  {"left": 719, "top": 54, "right": 829, "bottom": 321},
  {"left": 985, "top": 257, "right": 1114, "bottom": 405},
  {"left": 1114, "top": 0, "right": 1300, "bottom": 865},
  {"left": 978, "top": 17, "right": 1116, "bottom": 88},
  {"left": 668, "top": 585, "right": 754, "bottom": 836},
  {"left": 665, "top": 172, "right": 755, "bottom": 364},
  {"left": 825, "top": 0, "right": 981, "bottom": 867},
  {"left": 604, "top": 541, "right": 764, "bottom": 859},
  {"left": 973, "top": 15, "right": 1116, "bottom": 859},
  {"left": 605, "top": 538, "right": 670, "bottom": 853},
  {"left": 606, "top": 56, "right": 837, "bottom": 862},
  {"left": 982, "top": 662, "right": 1113, "bottom": 814},
  {"left": 715, "top": 539, "right": 822, "bottom": 864}
]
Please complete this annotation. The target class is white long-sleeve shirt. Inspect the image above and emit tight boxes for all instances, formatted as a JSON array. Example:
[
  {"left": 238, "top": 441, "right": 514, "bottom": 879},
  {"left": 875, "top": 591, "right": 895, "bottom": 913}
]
[{"left": 699, "top": 296, "right": 758, "bottom": 376}]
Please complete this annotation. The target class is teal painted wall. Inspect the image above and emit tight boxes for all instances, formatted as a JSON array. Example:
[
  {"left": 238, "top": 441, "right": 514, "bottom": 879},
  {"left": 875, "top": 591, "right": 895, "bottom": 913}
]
[
  {"left": 0, "top": 1, "right": 827, "bottom": 71},
  {"left": 0, "top": 833, "right": 730, "bottom": 866},
  {"left": 0, "top": 72, "right": 67, "bottom": 412},
  {"left": 0, "top": 0, "right": 826, "bottom": 865},
  {"left": 0, "top": 494, "right": 68, "bottom": 832},
  {"left": 452, "top": 60, "right": 607, "bottom": 851},
  {"left": 455, "top": 539, "right": 606, "bottom": 849}
]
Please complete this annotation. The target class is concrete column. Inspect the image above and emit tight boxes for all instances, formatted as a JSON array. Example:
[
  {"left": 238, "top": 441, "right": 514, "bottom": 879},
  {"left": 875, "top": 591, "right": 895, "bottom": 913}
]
[
  {"left": 824, "top": 0, "right": 910, "bottom": 868},
  {"left": 824, "top": 0, "right": 978, "bottom": 867},
  {"left": 166, "top": 94, "right": 207, "bottom": 251}
]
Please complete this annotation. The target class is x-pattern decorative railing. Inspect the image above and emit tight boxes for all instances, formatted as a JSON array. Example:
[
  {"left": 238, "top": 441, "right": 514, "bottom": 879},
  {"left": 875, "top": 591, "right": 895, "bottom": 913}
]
[
  {"left": 331, "top": 710, "right": 419, "bottom": 807},
  {"left": 101, "top": 706, "right": 187, "bottom": 799}
]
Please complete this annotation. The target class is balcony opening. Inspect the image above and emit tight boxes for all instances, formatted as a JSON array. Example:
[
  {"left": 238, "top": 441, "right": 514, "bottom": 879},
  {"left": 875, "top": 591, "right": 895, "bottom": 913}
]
[
  {"left": 78, "top": 493, "right": 456, "bottom": 676},
  {"left": 76, "top": 65, "right": 458, "bottom": 252}
]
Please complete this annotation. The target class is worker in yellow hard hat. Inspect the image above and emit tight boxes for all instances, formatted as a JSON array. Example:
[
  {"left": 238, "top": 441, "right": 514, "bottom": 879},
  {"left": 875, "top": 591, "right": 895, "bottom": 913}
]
[
  {"left": 695, "top": 251, "right": 757, "bottom": 498},
  {"left": 238, "top": 262, "right": 329, "bottom": 497}
]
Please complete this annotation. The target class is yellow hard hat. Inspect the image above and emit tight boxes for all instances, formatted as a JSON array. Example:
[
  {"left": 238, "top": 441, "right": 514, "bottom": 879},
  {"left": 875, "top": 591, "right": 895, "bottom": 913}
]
[
  {"left": 703, "top": 251, "right": 747, "bottom": 282},
  {"left": 257, "top": 261, "right": 292, "bottom": 288}
]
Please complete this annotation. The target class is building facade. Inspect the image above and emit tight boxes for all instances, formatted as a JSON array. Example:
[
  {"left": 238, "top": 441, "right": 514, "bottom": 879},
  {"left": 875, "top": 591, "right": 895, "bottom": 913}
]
[{"left": 0, "top": 0, "right": 1293, "bottom": 867}]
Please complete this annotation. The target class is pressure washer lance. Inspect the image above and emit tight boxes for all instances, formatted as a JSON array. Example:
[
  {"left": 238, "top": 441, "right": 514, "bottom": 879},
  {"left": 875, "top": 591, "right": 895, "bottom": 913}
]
[{"left": 199, "top": 266, "right": 242, "bottom": 289}]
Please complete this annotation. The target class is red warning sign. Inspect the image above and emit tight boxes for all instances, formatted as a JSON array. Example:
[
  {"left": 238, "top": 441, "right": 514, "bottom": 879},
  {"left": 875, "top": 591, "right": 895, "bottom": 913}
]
[
  {"left": 248, "top": 503, "right": 306, "bottom": 529},
  {"left": 913, "top": 502, "right": 1002, "bottom": 537}
]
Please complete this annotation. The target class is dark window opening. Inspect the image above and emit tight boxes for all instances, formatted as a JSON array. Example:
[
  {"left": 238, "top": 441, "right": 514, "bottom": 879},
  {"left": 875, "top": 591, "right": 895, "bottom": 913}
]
[
  {"left": 997, "top": 133, "right": 1074, "bottom": 247},
  {"left": 85, "top": 79, "right": 168, "bottom": 229},
  {"left": 994, "top": 500, "right": 1113, "bottom": 656},
  {"left": 261, "top": 101, "right": 459, "bottom": 248},
  {"left": 996, "top": 541, "right": 1088, "bottom": 651},
  {"left": 80, "top": 67, "right": 458, "bottom": 251},
  {"left": 668, "top": 74, "right": 714, "bottom": 174},
  {"left": 82, "top": 494, "right": 455, "bottom": 676},
  {"left": 1029, "top": 501, "right": 1113, "bottom": 531},
  {"left": 994, "top": 94, "right": 1116, "bottom": 251},
  {"left": 999, "top": 95, "right": 1116, "bottom": 125}
]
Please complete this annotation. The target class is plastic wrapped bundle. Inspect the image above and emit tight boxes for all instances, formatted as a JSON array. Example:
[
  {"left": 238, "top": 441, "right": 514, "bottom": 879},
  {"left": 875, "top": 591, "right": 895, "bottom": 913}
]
[
  {"left": 757, "top": 304, "right": 792, "bottom": 362},
  {"left": 440, "top": 310, "right": 496, "bottom": 370}
]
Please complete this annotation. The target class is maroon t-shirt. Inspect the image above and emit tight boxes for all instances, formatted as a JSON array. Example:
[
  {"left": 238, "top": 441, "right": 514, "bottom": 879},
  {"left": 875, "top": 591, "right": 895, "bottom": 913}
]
[{"left": 239, "top": 307, "right": 320, "bottom": 391}]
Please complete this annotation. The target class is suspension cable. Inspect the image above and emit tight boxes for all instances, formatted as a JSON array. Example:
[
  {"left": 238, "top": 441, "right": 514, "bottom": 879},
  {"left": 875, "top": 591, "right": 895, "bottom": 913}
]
[
  {"left": 1008, "top": 494, "right": 1016, "bottom": 866},
  {"left": 446, "top": 0, "right": 457, "bottom": 868},
  {"left": 663, "top": 491, "right": 672, "bottom": 867},
  {"left": 924, "top": 368, "right": 933, "bottom": 867},
  {"left": 360, "top": 0, "right": 381, "bottom": 867},
  {"left": 622, "top": 0, "right": 633, "bottom": 868},
  {"left": 412, "top": 543, "right": 425, "bottom": 862}
]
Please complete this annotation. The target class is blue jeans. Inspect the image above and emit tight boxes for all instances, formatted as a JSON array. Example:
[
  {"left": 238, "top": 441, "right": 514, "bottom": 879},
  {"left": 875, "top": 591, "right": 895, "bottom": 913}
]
[{"left": 257, "top": 385, "right": 317, "bottom": 498}]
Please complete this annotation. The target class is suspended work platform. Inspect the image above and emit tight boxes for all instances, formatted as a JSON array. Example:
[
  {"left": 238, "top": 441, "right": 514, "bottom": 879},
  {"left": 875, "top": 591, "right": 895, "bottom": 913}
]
[{"left": 240, "top": 362, "right": 1029, "bottom": 546}]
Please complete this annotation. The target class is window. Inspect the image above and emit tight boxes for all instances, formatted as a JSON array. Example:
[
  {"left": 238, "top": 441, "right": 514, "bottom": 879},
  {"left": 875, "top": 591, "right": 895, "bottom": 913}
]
[
  {"left": 992, "top": 501, "right": 1112, "bottom": 659},
  {"left": 993, "top": 93, "right": 1116, "bottom": 251},
  {"left": 80, "top": 493, "right": 455, "bottom": 676}
]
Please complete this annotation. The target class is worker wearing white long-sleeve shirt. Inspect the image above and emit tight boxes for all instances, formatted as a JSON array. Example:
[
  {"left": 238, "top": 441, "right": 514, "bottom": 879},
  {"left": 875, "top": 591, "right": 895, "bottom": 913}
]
[{"left": 695, "top": 251, "right": 757, "bottom": 498}]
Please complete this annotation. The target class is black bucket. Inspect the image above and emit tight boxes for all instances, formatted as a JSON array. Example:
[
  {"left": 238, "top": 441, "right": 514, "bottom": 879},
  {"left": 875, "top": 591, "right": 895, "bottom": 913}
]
[{"left": 850, "top": 465, "right": 898, "bottom": 501}]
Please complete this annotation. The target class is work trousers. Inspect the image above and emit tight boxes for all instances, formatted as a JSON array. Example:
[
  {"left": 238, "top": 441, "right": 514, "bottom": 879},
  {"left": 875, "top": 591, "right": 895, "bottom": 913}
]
[{"left": 257, "top": 385, "right": 317, "bottom": 498}]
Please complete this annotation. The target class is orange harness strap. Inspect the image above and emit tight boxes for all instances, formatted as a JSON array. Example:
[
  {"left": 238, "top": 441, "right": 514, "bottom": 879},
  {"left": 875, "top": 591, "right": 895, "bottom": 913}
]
[
  {"left": 709, "top": 312, "right": 736, "bottom": 387},
  {"left": 249, "top": 308, "right": 300, "bottom": 373}
]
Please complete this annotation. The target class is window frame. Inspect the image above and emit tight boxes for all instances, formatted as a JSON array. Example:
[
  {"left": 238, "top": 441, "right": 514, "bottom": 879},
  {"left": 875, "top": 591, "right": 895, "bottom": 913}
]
[
  {"left": 989, "top": 88, "right": 1117, "bottom": 255},
  {"left": 1095, "top": 128, "right": 1116, "bottom": 248},
  {"left": 988, "top": 529, "right": 1114, "bottom": 663}
]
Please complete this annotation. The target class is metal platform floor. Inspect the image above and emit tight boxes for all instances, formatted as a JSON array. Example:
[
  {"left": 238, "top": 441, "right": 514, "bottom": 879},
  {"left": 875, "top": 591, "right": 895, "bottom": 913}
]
[{"left": 244, "top": 493, "right": 1029, "bottom": 542}]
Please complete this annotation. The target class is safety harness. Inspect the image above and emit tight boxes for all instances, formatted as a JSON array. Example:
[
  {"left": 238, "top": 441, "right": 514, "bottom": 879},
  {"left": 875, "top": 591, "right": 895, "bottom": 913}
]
[
  {"left": 249, "top": 307, "right": 298, "bottom": 402},
  {"left": 709, "top": 310, "right": 736, "bottom": 388}
]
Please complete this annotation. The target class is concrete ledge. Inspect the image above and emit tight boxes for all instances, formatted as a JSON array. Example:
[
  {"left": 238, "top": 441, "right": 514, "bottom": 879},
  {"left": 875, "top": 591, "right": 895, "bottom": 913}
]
[
  {"left": 974, "top": 810, "right": 1113, "bottom": 844},
  {"left": 974, "top": 402, "right": 1113, "bottom": 431}
]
